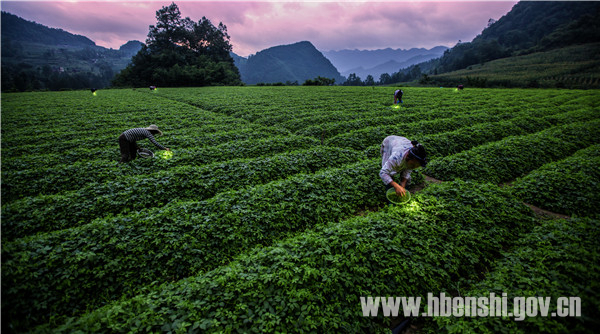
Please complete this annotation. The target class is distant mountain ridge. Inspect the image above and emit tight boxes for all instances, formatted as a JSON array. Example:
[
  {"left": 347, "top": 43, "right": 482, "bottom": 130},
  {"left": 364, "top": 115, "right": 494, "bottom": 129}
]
[
  {"left": 233, "top": 41, "right": 344, "bottom": 85},
  {"left": 322, "top": 46, "right": 447, "bottom": 79}
]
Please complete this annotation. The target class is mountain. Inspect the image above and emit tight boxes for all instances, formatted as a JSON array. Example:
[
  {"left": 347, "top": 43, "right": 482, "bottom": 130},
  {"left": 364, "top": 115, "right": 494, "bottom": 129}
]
[
  {"left": 230, "top": 52, "right": 247, "bottom": 70},
  {"left": 474, "top": 1, "right": 600, "bottom": 53},
  {"left": 119, "top": 40, "right": 144, "bottom": 57},
  {"left": 1, "top": 11, "right": 143, "bottom": 91},
  {"left": 431, "top": 43, "right": 600, "bottom": 89},
  {"left": 336, "top": 51, "right": 446, "bottom": 80},
  {"left": 1, "top": 11, "right": 95, "bottom": 47},
  {"left": 322, "top": 46, "right": 447, "bottom": 77},
  {"left": 433, "top": 1, "right": 600, "bottom": 74},
  {"left": 234, "top": 41, "right": 344, "bottom": 85},
  {"left": 422, "top": 1, "right": 600, "bottom": 89}
]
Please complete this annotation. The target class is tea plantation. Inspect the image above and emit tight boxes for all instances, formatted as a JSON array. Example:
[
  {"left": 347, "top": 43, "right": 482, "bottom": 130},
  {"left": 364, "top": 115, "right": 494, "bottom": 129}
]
[{"left": 2, "top": 87, "right": 599, "bottom": 333}]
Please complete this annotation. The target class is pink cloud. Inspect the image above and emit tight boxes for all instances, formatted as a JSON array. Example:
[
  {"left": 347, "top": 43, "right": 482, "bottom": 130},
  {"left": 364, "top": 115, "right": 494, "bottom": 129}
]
[{"left": 2, "top": 1, "right": 517, "bottom": 55}]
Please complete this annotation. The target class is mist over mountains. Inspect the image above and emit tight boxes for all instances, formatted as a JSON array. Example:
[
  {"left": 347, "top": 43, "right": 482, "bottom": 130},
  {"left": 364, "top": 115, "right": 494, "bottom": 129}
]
[
  {"left": 322, "top": 46, "right": 448, "bottom": 80},
  {"left": 231, "top": 44, "right": 449, "bottom": 84}
]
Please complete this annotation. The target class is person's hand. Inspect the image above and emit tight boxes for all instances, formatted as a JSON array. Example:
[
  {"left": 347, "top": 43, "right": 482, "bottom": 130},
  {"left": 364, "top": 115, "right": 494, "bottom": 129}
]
[{"left": 394, "top": 185, "right": 406, "bottom": 197}]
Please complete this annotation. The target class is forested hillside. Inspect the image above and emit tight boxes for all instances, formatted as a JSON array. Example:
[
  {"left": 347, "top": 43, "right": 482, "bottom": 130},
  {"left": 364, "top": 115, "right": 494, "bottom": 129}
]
[
  {"left": 1, "top": 12, "right": 142, "bottom": 92},
  {"left": 434, "top": 1, "right": 600, "bottom": 74},
  {"left": 1, "top": 11, "right": 95, "bottom": 47},
  {"left": 431, "top": 43, "right": 600, "bottom": 89}
]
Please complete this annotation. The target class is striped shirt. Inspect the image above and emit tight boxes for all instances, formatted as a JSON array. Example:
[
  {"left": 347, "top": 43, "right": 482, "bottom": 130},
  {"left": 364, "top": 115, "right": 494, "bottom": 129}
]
[{"left": 122, "top": 128, "right": 166, "bottom": 150}]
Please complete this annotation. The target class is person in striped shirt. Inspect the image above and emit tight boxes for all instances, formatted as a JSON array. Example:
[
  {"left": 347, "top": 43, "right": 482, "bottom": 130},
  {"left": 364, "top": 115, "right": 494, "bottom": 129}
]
[{"left": 118, "top": 124, "right": 170, "bottom": 163}]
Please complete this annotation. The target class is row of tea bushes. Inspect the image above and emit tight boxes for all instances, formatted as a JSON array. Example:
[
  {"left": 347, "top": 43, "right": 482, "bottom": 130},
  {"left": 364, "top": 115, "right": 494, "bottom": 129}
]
[
  {"left": 425, "top": 217, "right": 600, "bottom": 333},
  {"left": 360, "top": 108, "right": 598, "bottom": 160},
  {"left": 2, "top": 159, "right": 384, "bottom": 331},
  {"left": 424, "top": 120, "right": 600, "bottom": 183},
  {"left": 324, "top": 105, "right": 575, "bottom": 152},
  {"left": 2, "top": 147, "right": 364, "bottom": 240},
  {"left": 1, "top": 134, "right": 318, "bottom": 181},
  {"left": 2, "top": 126, "right": 293, "bottom": 201},
  {"left": 3, "top": 125, "right": 289, "bottom": 160},
  {"left": 295, "top": 107, "right": 515, "bottom": 140},
  {"left": 512, "top": 144, "right": 600, "bottom": 218},
  {"left": 41, "top": 181, "right": 537, "bottom": 333},
  {"left": 419, "top": 108, "right": 599, "bottom": 158},
  {"left": 1, "top": 89, "right": 249, "bottom": 147}
]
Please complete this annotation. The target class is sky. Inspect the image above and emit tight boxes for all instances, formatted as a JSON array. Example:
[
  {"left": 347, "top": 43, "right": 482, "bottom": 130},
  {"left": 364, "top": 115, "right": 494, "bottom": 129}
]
[{"left": 1, "top": 0, "right": 519, "bottom": 57}]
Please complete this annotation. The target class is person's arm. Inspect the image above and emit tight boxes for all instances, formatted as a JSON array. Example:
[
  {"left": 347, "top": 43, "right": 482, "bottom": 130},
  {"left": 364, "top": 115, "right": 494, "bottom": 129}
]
[
  {"left": 380, "top": 161, "right": 394, "bottom": 185},
  {"left": 146, "top": 133, "right": 167, "bottom": 151}
]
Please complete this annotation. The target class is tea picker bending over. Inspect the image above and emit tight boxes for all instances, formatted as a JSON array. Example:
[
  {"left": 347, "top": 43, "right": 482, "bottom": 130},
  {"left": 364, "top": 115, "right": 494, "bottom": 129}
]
[
  {"left": 118, "top": 124, "right": 170, "bottom": 164},
  {"left": 394, "top": 89, "right": 404, "bottom": 104},
  {"left": 380, "top": 135, "right": 427, "bottom": 197}
]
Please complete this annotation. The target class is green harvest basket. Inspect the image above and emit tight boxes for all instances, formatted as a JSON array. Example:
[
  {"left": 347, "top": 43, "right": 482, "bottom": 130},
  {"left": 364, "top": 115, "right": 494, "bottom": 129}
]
[{"left": 386, "top": 187, "right": 411, "bottom": 204}]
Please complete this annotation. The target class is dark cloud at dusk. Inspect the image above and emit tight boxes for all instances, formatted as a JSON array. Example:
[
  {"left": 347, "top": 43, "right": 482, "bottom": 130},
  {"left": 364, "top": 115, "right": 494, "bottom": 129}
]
[{"left": 1, "top": 1, "right": 518, "bottom": 56}]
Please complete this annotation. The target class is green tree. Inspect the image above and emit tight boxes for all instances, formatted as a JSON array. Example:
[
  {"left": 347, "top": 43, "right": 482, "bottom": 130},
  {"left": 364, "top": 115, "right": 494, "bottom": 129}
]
[
  {"left": 343, "top": 73, "right": 363, "bottom": 86},
  {"left": 378, "top": 73, "right": 392, "bottom": 85},
  {"left": 113, "top": 2, "right": 241, "bottom": 87},
  {"left": 409, "top": 65, "right": 422, "bottom": 81}
]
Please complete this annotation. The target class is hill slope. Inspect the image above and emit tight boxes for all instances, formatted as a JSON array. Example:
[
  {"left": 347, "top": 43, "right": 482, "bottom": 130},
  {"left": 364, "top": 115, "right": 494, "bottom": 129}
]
[
  {"left": 1, "top": 11, "right": 95, "bottom": 47},
  {"left": 1, "top": 11, "right": 142, "bottom": 91},
  {"left": 434, "top": 1, "right": 600, "bottom": 74},
  {"left": 430, "top": 43, "right": 600, "bottom": 89},
  {"left": 476, "top": 1, "right": 600, "bottom": 52},
  {"left": 235, "top": 41, "right": 344, "bottom": 85}
]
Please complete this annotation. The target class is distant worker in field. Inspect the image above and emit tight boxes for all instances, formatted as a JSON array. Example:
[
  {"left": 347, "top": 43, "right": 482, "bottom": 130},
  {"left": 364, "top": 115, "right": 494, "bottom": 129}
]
[
  {"left": 394, "top": 89, "right": 404, "bottom": 104},
  {"left": 118, "top": 124, "right": 170, "bottom": 164},
  {"left": 380, "top": 135, "right": 427, "bottom": 197}
]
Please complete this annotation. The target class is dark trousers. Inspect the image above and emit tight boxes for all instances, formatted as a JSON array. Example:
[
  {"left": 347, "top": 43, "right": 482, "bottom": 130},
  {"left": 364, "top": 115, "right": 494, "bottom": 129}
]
[{"left": 118, "top": 134, "right": 138, "bottom": 163}]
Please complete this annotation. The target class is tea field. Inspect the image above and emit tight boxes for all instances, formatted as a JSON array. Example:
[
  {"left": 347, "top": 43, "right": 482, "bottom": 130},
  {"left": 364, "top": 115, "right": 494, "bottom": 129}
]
[{"left": 2, "top": 86, "right": 599, "bottom": 333}]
